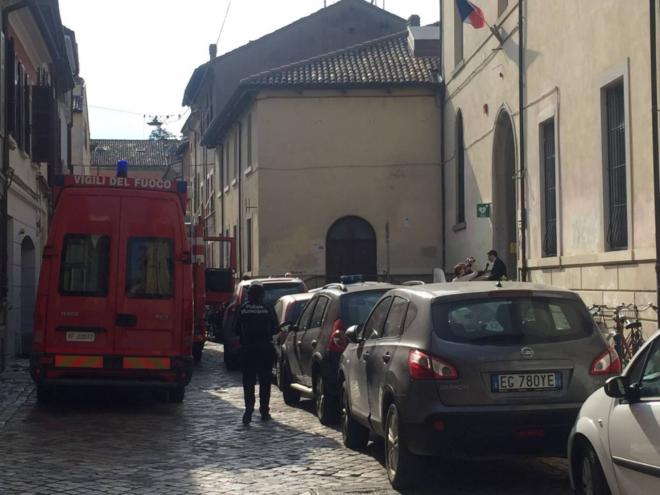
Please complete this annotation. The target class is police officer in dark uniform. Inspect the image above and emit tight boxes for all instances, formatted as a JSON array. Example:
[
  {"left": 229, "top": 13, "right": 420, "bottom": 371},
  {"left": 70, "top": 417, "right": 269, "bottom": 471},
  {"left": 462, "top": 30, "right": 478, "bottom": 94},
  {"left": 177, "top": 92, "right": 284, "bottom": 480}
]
[{"left": 235, "top": 283, "right": 278, "bottom": 425}]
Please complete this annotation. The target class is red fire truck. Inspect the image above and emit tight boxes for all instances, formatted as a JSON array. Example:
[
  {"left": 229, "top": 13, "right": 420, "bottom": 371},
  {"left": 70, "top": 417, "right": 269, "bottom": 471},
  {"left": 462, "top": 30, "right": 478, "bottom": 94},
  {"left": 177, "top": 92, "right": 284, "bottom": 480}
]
[
  {"left": 30, "top": 174, "right": 234, "bottom": 402},
  {"left": 189, "top": 222, "right": 236, "bottom": 362}
]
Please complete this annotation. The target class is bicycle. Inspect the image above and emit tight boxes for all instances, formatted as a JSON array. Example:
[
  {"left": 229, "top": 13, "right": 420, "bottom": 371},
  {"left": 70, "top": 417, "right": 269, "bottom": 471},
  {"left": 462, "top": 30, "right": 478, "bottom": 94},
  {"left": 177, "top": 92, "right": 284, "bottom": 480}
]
[{"left": 612, "top": 304, "right": 646, "bottom": 365}]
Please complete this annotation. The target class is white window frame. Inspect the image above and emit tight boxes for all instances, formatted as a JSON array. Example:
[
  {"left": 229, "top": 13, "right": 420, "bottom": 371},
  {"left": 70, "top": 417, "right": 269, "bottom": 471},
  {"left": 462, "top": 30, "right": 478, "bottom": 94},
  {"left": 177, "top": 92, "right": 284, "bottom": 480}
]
[
  {"left": 537, "top": 107, "right": 561, "bottom": 259},
  {"left": 599, "top": 59, "right": 632, "bottom": 253}
]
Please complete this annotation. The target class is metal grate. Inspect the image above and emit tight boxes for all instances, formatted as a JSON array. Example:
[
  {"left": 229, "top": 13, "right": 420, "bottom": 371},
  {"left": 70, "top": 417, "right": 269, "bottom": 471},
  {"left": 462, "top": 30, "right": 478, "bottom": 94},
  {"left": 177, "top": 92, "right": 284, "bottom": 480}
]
[
  {"left": 542, "top": 120, "right": 557, "bottom": 256},
  {"left": 605, "top": 82, "right": 627, "bottom": 250}
]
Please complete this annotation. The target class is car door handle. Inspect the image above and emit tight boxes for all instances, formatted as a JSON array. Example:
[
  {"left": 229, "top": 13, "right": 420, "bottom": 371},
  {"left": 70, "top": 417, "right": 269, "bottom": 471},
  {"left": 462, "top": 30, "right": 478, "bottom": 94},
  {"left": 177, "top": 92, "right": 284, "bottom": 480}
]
[
  {"left": 382, "top": 352, "right": 391, "bottom": 363},
  {"left": 311, "top": 340, "right": 318, "bottom": 348},
  {"left": 297, "top": 340, "right": 303, "bottom": 346}
]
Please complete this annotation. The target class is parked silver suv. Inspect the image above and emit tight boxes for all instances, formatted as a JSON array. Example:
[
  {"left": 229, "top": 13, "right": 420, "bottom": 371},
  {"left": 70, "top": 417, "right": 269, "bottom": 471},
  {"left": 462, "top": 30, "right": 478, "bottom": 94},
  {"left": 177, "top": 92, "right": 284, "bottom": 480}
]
[{"left": 339, "top": 282, "right": 620, "bottom": 490}]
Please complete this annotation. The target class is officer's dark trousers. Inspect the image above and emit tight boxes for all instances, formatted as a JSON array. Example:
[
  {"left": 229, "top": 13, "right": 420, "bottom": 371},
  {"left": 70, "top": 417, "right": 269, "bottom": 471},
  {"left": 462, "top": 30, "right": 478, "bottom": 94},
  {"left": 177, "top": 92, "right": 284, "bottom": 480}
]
[{"left": 241, "top": 345, "right": 273, "bottom": 415}]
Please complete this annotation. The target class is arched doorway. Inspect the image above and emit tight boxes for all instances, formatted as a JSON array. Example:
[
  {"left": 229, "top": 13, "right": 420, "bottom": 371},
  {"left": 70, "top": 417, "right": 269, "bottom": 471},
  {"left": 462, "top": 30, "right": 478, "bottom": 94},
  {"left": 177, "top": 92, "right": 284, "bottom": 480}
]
[
  {"left": 492, "top": 110, "right": 517, "bottom": 279},
  {"left": 20, "top": 236, "right": 36, "bottom": 355},
  {"left": 326, "top": 216, "right": 377, "bottom": 282}
]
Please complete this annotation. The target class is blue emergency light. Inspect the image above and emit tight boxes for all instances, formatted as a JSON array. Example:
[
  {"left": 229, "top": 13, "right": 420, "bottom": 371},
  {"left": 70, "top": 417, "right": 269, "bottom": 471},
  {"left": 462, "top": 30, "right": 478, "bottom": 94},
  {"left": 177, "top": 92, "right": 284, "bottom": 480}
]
[{"left": 116, "top": 160, "right": 128, "bottom": 178}]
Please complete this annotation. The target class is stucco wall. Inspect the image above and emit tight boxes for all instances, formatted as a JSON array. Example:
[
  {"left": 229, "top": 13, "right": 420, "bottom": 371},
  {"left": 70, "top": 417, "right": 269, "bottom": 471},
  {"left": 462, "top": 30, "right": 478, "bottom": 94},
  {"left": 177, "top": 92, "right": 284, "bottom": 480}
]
[
  {"left": 216, "top": 88, "right": 442, "bottom": 280},
  {"left": 442, "top": 0, "right": 659, "bottom": 334}
]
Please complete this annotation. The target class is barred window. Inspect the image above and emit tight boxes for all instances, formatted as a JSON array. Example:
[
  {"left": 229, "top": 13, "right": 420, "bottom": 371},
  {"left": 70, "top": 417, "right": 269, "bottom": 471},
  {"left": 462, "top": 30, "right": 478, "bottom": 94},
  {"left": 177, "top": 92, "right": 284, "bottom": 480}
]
[
  {"left": 604, "top": 81, "right": 627, "bottom": 251},
  {"left": 541, "top": 120, "right": 557, "bottom": 257}
]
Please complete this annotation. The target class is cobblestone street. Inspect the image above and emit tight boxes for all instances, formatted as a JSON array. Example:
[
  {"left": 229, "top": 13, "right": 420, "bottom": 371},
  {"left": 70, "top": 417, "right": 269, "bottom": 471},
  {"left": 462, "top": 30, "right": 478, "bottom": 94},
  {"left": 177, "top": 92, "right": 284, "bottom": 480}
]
[{"left": 0, "top": 343, "right": 571, "bottom": 494}]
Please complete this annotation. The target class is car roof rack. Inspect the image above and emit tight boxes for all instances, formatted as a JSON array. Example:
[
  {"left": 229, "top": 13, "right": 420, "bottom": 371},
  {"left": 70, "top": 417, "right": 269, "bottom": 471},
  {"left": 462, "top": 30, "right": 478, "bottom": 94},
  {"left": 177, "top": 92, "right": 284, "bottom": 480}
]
[
  {"left": 321, "top": 283, "right": 348, "bottom": 292},
  {"left": 402, "top": 280, "right": 425, "bottom": 286}
]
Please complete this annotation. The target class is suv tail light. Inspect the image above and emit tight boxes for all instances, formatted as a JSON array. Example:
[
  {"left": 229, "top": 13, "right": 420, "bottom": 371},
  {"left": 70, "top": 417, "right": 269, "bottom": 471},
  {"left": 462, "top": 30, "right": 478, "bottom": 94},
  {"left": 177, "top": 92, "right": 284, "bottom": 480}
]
[
  {"left": 590, "top": 347, "right": 621, "bottom": 375},
  {"left": 408, "top": 349, "right": 458, "bottom": 380},
  {"left": 327, "top": 319, "right": 347, "bottom": 352}
]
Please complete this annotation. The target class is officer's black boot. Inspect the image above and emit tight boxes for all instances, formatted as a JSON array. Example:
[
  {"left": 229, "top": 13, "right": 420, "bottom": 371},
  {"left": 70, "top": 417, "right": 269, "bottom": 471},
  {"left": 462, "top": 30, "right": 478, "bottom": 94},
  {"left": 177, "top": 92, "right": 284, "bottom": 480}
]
[{"left": 242, "top": 409, "right": 253, "bottom": 425}]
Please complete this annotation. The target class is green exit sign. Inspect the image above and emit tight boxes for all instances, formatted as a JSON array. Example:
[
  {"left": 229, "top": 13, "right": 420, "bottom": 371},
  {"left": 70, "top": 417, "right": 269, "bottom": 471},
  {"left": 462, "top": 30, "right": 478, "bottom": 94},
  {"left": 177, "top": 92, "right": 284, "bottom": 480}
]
[{"left": 477, "top": 203, "right": 491, "bottom": 218}]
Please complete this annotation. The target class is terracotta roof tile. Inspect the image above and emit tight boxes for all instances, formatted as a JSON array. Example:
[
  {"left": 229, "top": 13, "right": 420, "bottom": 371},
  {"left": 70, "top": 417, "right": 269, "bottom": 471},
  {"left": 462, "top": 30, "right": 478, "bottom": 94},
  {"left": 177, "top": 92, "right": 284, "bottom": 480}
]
[
  {"left": 90, "top": 139, "right": 181, "bottom": 168},
  {"left": 243, "top": 32, "right": 439, "bottom": 88}
]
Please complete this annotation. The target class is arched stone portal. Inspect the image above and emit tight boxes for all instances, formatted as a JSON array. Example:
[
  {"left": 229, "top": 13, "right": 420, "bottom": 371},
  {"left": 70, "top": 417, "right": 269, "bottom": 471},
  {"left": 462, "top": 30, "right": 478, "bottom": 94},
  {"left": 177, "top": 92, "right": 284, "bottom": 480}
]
[
  {"left": 20, "top": 236, "right": 36, "bottom": 355},
  {"left": 326, "top": 216, "right": 377, "bottom": 282},
  {"left": 492, "top": 111, "right": 517, "bottom": 279}
]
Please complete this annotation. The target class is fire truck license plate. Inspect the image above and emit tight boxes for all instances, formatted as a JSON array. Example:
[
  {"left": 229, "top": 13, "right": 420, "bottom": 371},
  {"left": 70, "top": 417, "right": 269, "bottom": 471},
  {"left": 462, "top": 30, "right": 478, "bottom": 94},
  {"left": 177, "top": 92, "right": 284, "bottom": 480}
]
[{"left": 66, "top": 332, "right": 96, "bottom": 343}]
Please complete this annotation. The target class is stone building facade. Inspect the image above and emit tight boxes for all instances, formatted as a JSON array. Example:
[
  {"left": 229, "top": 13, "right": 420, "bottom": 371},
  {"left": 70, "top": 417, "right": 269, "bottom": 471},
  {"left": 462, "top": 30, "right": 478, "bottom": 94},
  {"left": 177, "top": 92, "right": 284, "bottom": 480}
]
[
  {"left": 200, "top": 28, "right": 443, "bottom": 283},
  {"left": 1, "top": 0, "right": 82, "bottom": 367},
  {"left": 441, "top": 0, "right": 659, "bottom": 333}
]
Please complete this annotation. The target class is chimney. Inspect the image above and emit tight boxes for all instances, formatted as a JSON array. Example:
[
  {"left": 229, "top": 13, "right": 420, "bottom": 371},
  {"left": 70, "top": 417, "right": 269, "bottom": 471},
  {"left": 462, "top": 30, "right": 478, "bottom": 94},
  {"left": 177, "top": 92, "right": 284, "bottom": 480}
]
[
  {"left": 408, "top": 15, "right": 420, "bottom": 27},
  {"left": 407, "top": 23, "right": 441, "bottom": 58},
  {"left": 209, "top": 43, "right": 217, "bottom": 60}
]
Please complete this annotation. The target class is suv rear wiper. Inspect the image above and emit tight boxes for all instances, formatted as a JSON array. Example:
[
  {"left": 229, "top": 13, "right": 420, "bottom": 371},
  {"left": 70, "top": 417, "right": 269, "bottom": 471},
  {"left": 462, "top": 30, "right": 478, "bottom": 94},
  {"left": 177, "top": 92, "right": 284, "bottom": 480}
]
[{"left": 467, "top": 333, "right": 524, "bottom": 343}]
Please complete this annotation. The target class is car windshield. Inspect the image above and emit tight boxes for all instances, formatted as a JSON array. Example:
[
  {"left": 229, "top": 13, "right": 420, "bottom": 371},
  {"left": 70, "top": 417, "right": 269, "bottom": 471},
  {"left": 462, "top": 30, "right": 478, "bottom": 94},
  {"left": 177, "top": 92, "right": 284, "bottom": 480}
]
[
  {"left": 263, "top": 283, "right": 306, "bottom": 307},
  {"left": 432, "top": 296, "right": 594, "bottom": 345},
  {"left": 341, "top": 290, "right": 390, "bottom": 327}
]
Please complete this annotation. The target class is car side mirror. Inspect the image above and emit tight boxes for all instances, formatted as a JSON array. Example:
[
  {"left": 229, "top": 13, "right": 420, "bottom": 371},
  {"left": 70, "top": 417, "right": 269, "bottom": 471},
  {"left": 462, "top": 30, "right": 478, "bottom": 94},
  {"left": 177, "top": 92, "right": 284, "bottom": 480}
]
[
  {"left": 279, "top": 322, "right": 292, "bottom": 331},
  {"left": 345, "top": 325, "right": 362, "bottom": 344},
  {"left": 604, "top": 376, "right": 639, "bottom": 402}
]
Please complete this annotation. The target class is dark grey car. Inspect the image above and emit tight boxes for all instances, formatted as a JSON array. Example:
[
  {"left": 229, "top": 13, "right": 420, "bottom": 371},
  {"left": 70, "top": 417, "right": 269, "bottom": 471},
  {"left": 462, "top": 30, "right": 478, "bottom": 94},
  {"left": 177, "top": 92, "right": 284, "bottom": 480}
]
[
  {"left": 339, "top": 282, "right": 620, "bottom": 490},
  {"left": 279, "top": 282, "right": 395, "bottom": 425}
]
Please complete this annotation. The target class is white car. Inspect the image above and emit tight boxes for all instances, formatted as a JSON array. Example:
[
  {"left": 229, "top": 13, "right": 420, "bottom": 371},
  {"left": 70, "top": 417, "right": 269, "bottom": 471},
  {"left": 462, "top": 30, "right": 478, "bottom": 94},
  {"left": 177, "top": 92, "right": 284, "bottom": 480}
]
[{"left": 568, "top": 330, "right": 660, "bottom": 495}]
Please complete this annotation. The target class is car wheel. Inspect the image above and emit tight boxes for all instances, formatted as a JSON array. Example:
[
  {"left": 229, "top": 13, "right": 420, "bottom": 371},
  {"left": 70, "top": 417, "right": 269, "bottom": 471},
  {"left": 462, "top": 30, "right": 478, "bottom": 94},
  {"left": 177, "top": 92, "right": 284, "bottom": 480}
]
[
  {"left": 192, "top": 342, "right": 203, "bottom": 363},
  {"left": 341, "top": 381, "right": 369, "bottom": 450},
  {"left": 280, "top": 360, "right": 301, "bottom": 406},
  {"left": 385, "top": 403, "right": 419, "bottom": 490},
  {"left": 577, "top": 443, "right": 611, "bottom": 495},
  {"left": 167, "top": 386, "right": 185, "bottom": 403},
  {"left": 315, "top": 374, "right": 339, "bottom": 425},
  {"left": 273, "top": 358, "right": 281, "bottom": 389}
]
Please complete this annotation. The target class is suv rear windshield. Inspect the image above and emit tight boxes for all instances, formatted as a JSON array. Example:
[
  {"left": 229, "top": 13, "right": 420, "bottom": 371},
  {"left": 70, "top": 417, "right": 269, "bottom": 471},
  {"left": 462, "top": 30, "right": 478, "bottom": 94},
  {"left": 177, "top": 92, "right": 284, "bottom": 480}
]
[
  {"left": 341, "top": 290, "right": 389, "bottom": 327},
  {"left": 432, "top": 296, "right": 594, "bottom": 345},
  {"left": 126, "top": 237, "right": 173, "bottom": 299},
  {"left": 263, "top": 283, "right": 306, "bottom": 307},
  {"left": 60, "top": 234, "right": 110, "bottom": 296}
]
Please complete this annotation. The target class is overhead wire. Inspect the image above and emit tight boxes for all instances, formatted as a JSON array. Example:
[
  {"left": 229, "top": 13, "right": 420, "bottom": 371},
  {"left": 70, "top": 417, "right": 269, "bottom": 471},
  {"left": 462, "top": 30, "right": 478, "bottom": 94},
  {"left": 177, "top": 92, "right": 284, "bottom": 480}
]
[{"left": 215, "top": 0, "right": 232, "bottom": 47}]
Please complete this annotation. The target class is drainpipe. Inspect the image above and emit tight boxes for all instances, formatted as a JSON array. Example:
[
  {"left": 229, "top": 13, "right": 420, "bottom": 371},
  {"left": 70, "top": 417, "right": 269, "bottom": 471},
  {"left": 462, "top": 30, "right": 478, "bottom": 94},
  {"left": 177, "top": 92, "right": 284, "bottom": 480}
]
[
  {"left": 650, "top": 0, "right": 659, "bottom": 325},
  {"left": 518, "top": 0, "right": 528, "bottom": 281},
  {"left": 237, "top": 126, "right": 243, "bottom": 278},
  {"left": 439, "top": 0, "right": 447, "bottom": 273}
]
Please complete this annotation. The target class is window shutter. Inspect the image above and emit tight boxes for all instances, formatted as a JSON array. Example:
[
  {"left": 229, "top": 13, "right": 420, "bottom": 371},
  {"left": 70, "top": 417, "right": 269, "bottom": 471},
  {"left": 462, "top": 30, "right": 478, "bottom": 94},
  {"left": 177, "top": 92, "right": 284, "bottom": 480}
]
[
  {"left": 6, "top": 39, "right": 15, "bottom": 138},
  {"left": 0, "top": 32, "right": 5, "bottom": 136},
  {"left": 31, "top": 85, "right": 54, "bottom": 164}
]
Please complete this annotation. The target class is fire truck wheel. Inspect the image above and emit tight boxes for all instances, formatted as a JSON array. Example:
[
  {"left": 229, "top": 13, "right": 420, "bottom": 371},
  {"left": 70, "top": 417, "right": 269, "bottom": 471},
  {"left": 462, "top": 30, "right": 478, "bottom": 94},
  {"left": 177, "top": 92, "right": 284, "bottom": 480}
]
[
  {"left": 192, "top": 342, "right": 204, "bottom": 363},
  {"left": 36, "top": 385, "right": 56, "bottom": 404},
  {"left": 168, "top": 386, "right": 185, "bottom": 403}
]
